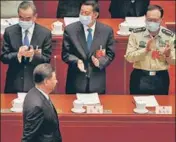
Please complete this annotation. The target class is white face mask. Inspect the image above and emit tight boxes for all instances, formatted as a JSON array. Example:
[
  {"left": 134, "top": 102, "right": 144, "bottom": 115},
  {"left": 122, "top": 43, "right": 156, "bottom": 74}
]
[
  {"left": 146, "top": 21, "right": 160, "bottom": 32},
  {"left": 79, "top": 14, "right": 92, "bottom": 26},
  {"left": 19, "top": 20, "right": 33, "bottom": 30}
]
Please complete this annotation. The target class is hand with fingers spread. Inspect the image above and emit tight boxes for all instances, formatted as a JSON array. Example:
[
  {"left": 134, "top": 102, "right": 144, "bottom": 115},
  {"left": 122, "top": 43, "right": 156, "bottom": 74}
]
[
  {"left": 163, "top": 43, "right": 171, "bottom": 57},
  {"left": 91, "top": 55, "right": 100, "bottom": 68},
  {"left": 18, "top": 46, "right": 28, "bottom": 58},
  {"left": 146, "top": 38, "right": 154, "bottom": 52},
  {"left": 77, "top": 59, "right": 86, "bottom": 72}
]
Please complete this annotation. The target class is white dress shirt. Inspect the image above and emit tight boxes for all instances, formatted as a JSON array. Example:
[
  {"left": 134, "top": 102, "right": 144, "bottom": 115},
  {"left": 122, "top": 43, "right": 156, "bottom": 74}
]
[
  {"left": 21, "top": 23, "right": 35, "bottom": 44},
  {"left": 36, "top": 87, "right": 49, "bottom": 100},
  {"left": 83, "top": 21, "right": 96, "bottom": 41}
]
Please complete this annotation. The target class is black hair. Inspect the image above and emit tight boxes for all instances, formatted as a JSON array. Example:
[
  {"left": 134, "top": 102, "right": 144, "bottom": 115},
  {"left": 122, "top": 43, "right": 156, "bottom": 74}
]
[
  {"left": 33, "top": 63, "right": 55, "bottom": 84},
  {"left": 147, "top": 5, "right": 164, "bottom": 18}
]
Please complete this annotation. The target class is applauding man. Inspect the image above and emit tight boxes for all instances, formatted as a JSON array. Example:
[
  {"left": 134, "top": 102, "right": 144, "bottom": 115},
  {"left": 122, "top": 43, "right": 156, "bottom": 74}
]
[
  {"left": 62, "top": 1, "right": 115, "bottom": 94},
  {"left": 0, "top": 1, "right": 52, "bottom": 93},
  {"left": 125, "top": 5, "right": 175, "bottom": 95}
]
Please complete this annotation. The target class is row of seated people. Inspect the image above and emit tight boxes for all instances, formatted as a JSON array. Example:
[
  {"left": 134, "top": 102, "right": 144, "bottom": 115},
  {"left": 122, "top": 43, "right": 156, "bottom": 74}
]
[{"left": 0, "top": 1, "right": 175, "bottom": 95}]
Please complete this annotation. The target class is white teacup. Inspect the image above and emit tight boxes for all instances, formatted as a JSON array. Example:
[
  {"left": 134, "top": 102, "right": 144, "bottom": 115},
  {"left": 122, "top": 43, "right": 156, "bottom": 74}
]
[
  {"left": 51, "top": 21, "right": 63, "bottom": 33},
  {"left": 73, "top": 99, "right": 84, "bottom": 110},
  {"left": 17, "top": 92, "right": 27, "bottom": 101},
  {"left": 12, "top": 98, "right": 23, "bottom": 108},
  {"left": 118, "top": 22, "right": 129, "bottom": 33},
  {"left": 135, "top": 100, "right": 146, "bottom": 110}
]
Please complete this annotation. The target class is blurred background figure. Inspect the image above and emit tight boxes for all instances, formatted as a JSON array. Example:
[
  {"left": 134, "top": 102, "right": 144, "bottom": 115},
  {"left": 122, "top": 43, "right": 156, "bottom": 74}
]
[
  {"left": 0, "top": 0, "right": 33, "bottom": 18},
  {"left": 56, "top": 0, "right": 98, "bottom": 18},
  {"left": 109, "top": 0, "right": 150, "bottom": 18}
]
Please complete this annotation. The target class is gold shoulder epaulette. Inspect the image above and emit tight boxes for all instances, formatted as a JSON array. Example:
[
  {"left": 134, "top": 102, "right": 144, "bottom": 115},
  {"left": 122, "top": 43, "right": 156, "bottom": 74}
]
[
  {"left": 133, "top": 27, "right": 146, "bottom": 33},
  {"left": 161, "top": 29, "right": 174, "bottom": 37}
]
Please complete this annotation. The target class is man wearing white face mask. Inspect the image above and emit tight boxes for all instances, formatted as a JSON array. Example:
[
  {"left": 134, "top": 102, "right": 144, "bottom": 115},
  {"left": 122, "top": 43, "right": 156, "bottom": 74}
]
[
  {"left": 0, "top": 1, "right": 52, "bottom": 93},
  {"left": 125, "top": 5, "right": 175, "bottom": 95},
  {"left": 62, "top": 0, "right": 115, "bottom": 94}
]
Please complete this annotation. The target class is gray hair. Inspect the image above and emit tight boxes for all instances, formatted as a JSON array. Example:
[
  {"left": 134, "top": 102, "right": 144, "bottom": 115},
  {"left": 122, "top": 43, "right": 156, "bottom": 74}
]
[
  {"left": 18, "top": 1, "right": 37, "bottom": 14},
  {"left": 33, "top": 63, "right": 55, "bottom": 84}
]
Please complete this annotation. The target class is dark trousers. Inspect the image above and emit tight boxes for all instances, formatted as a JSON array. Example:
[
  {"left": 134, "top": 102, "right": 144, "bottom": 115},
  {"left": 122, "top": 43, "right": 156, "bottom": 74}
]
[{"left": 130, "top": 69, "right": 170, "bottom": 95}]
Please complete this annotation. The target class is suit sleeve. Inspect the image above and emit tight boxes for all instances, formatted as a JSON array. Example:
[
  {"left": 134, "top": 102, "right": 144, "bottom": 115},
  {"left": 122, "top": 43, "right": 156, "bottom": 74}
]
[
  {"left": 30, "top": 32, "right": 52, "bottom": 65},
  {"left": 98, "top": 28, "right": 115, "bottom": 70},
  {"left": 22, "top": 106, "right": 44, "bottom": 142},
  {"left": 0, "top": 29, "right": 20, "bottom": 64},
  {"left": 61, "top": 29, "right": 79, "bottom": 65}
]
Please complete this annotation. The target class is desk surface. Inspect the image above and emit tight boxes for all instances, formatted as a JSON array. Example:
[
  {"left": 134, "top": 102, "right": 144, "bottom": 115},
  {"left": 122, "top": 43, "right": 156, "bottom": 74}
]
[
  {"left": 1, "top": 94, "right": 175, "bottom": 117},
  {"left": 1, "top": 94, "right": 175, "bottom": 142}
]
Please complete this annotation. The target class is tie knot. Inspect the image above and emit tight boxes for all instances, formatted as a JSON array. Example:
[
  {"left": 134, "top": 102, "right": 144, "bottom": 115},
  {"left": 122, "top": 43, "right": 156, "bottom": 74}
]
[{"left": 87, "top": 28, "right": 92, "bottom": 33}]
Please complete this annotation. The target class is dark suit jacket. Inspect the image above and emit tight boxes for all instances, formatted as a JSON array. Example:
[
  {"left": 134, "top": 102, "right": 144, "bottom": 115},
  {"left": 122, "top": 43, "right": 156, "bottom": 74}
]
[
  {"left": 109, "top": 0, "right": 150, "bottom": 18},
  {"left": 22, "top": 87, "right": 62, "bottom": 142},
  {"left": 0, "top": 23, "right": 52, "bottom": 93},
  {"left": 56, "top": 0, "right": 98, "bottom": 18},
  {"left": 62, "top": 21, "right": 115, "bottom": 94}
]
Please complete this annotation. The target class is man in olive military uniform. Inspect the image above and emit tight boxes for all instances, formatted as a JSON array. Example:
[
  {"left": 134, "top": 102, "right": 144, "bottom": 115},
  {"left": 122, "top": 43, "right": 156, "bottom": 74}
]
[{"left": 125, "top": 5, "right": 175, "bottom": 95}]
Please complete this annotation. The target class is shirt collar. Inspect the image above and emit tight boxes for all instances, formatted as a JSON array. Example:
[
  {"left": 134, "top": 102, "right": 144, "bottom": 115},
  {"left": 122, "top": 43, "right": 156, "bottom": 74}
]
[
  {"left": 143, "top": 27, "right": 162, "bottom": 38},
  {"left": 35, "top": 86, "right": 49, "bottom": 100},
  {"left": 21, "top": 23, "right": 35, "bottom": 35},
  {"left": 83, "top": 21, "right": 96, "bottom": 32}
]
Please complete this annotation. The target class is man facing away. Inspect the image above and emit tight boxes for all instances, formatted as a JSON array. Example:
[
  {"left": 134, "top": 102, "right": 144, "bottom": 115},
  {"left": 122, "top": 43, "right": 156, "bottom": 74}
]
[{"left": 22, "top": 63, "right": 62, "bottom": 142}]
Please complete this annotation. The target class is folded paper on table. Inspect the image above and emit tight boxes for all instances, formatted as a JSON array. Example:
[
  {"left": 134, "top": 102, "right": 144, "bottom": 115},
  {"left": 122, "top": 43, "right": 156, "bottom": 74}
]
[
  {"left": 76, "top": 93, "right": 100, "bottom": 105},
  {"left": 133, "top": 95, "right": 159, "bottom": 107}
]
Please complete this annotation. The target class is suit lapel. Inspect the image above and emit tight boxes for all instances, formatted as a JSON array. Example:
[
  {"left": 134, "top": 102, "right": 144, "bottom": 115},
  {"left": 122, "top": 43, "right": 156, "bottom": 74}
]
[
  {"left": 77, "top": 23, "right": 89, "bottom": 58},
  {"left": 14, "top": 25, "right": 23, "bottom": 49},
  {"left": 30, "top": 23, "right": 40, "bottom": 47},
  {"left": 88, "top": 22, "right": 101, "bottom": 57},
  {"left": 37, "top": 90, "right": 58, "bottom": 123}
]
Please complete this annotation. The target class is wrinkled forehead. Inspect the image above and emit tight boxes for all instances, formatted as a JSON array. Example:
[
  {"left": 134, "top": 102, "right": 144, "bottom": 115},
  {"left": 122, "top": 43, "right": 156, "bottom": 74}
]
[
  {"left": 80, "top": 5, "right": 93, "bottom": 13},
  {"left": 18, "top": 7, "right": 35, "bottom": 18},
  {"left": 146, "top": 9, "right": 162, "bottom": 20}
]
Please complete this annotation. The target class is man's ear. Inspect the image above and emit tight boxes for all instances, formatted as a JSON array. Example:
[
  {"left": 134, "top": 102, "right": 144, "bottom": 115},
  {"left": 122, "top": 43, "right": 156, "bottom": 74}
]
[
  {"left": 33, "top": 13, "right": 38, "bottom": 21},
  {"left": 43, "top": 79, "right": 48, "bottom": 86},
  {"left": 94, "top": 12, "right": 99, "bottom": 19}
]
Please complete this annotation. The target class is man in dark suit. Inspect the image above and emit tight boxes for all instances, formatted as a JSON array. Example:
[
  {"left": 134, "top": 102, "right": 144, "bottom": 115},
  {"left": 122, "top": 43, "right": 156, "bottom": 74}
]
[
  {"left": 62, "top": 1, "right": 115, "bottom": 94},
  {"left": 0, "top": 1, "right": 52, "bottom": 93},
  {"left": 22, "top": 63, "right": 62, "bottom": 142},
  {"left": 56, "top": 0, "right": 98, "bottom": 18},
  {"left": 109, "top": 0, "right": 150, "bottom": 18}
]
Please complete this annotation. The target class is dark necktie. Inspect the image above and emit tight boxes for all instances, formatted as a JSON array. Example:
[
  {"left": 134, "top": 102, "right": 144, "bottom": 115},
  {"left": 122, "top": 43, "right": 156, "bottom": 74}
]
[
  {"left": 22, "top": 30, "right": 30, "bottom": 61},
  {"left": 87, "top": 28, "right": 93, "bottom": 50},
  {"left": 23, "top": 30, "right": 30, "bottom": 46}
]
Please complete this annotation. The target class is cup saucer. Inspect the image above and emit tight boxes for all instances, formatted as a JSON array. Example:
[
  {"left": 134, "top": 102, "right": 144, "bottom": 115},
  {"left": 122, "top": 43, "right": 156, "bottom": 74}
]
[
  {"left": 133, "top": 108, "right": 148, "bottom": 114},
  {"left": 71, "top": 108, "right": 86, "bottom": 113},
  {"left": 51, "top": 30, "right": 64, "bottom": 35},
  {"left": 10, "top": 107, "right": 22, "bottom": 112},
  {"left": 117, "top": 31, "right": 131, "bottom": 36}
]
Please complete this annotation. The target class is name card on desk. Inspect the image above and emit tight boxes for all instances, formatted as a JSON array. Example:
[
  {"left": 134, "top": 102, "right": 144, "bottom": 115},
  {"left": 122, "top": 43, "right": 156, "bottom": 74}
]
[
  {"left": 155, "top": 106, "right": 172, "bottom": 114},
  {"left": 86, "top": 105, "right": 103, "bottom": 114}
]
